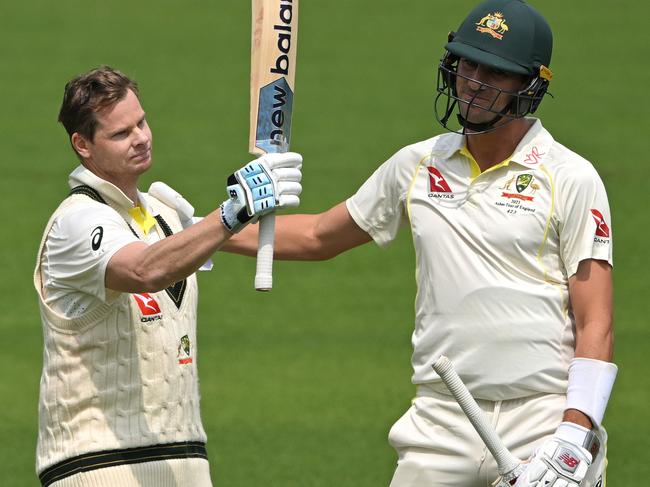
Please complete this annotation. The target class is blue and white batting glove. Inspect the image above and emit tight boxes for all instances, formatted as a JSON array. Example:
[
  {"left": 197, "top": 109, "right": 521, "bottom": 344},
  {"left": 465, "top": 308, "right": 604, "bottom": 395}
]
[
  {"left": 220, "top": 152, "right": 302, "bottom": 233},
  {"left": 512, "top": 423, "right": 594, "bottom": 487}
]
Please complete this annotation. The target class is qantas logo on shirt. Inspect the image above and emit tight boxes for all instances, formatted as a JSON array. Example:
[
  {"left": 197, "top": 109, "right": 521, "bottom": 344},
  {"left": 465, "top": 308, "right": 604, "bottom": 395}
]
[
  {"left": 427, "top": 167, "right": 456, "bottom": 200},
  {"left": 427, "top": 167, "right": 452, "bottom": 192},
  {"left": 590, "top": 209, "right": 610, "bottom": 240},
  {"left": 133, "top": 293, "right": 163, "bottom": 323}
]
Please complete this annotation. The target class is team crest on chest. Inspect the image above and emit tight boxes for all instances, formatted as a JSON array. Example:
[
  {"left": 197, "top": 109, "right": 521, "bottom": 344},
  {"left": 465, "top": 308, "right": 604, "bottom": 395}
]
[
  {"left": 177, "top": 335, "right": 193, "bottom": 365},
  {"left": 495, "top": 173, "right": 539, "bottom": 214},
  {"left": 133, "top": 293, "right": 163, "bottom": 323}
]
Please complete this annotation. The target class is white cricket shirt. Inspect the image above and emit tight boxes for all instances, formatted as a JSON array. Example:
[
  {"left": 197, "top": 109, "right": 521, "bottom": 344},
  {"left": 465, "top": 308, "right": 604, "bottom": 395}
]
[
  {"left": 347, "top": 119, "right": 613, "bottom": 400},
  {"left": 40, "top": 166, "right": 161, "bottom": 318}
]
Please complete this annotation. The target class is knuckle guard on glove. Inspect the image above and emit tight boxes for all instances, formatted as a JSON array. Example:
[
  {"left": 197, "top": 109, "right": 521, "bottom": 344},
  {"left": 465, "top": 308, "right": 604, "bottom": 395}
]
[
  {"left": 220, "top": 155, "right": 302, "bottom": 233},
  {"left": 513, "top": 437, "right": 591, "bottom": 487}
]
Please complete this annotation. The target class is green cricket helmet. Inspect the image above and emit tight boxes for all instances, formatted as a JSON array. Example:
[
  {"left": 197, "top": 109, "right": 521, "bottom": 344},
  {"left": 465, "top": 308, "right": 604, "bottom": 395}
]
[{"left": 435, "top": 0, "right": 554, "bottom": 133}]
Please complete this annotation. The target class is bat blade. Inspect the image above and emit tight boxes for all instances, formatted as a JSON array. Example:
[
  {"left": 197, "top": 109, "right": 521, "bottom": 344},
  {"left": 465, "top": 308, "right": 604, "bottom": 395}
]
[
  {"left": 249, "top": 0, "right": 299, "bottom": 291},
  {"left": 432, "top": 356, "right": 524, "bottom": 482}
]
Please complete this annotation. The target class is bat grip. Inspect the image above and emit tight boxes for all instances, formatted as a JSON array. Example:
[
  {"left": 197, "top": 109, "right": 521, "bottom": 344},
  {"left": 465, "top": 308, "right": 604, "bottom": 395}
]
[
  {"left": 433, "top": 356, "right": 522, "bottom": 477},
  {"left": 255, "top": 213, "right": 275, "bottom": 291}
]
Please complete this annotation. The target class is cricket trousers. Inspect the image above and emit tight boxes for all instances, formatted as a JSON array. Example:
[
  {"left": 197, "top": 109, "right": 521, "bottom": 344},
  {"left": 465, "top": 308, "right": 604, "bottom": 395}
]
[{"left": 388, "top": 385, "right": 607, "bottom": 487}]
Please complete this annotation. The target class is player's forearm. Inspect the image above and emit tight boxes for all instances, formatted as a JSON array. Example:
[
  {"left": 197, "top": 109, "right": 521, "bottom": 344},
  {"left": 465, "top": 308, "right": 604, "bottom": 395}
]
[
  {"left": 574, "top": 320, "right": 613, "bottom": 361},
  {"left": 107, "top": 210, "right": 231, "bottom": 292},
  {"left": 570, "top": 259, "right": 614, "bottom": 362},
  {"left": 223, "top": 202, "right": 372, "bottom": 261},
  {"left": 224, "top": 214, "right": 333, "bottom": 260}
]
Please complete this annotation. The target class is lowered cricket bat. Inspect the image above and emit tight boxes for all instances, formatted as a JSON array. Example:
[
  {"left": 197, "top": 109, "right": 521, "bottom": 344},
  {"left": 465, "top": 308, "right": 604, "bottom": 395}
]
[
  {"left": 249, "top": 0, "right": 299, "bottom": 291},
  {"left": 432, "top": 356, "right": 525, "bottom": 485}
]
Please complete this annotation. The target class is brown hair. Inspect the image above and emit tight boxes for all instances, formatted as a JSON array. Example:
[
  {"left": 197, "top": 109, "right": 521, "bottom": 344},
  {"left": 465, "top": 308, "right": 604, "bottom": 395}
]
[{"left": 58, "top": 66, "right": 139, "bottom": 142}]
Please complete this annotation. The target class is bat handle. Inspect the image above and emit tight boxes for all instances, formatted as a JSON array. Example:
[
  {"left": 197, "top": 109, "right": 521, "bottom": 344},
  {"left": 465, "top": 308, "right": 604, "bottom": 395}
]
[
  {"left": 433, "top": 356, "right": 522, "bottom": 477},
  {"left": 255, "top": 213, "right": 275, "bottom": 291}
]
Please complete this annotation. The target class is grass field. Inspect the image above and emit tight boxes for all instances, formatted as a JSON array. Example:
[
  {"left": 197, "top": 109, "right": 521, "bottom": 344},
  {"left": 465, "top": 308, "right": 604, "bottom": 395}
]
[{"left": 0, "top": 1, "right": 648, "bottom": 485}]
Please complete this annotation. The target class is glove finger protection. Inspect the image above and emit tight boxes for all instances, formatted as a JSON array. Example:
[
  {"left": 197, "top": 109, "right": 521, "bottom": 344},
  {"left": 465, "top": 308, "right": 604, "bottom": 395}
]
[
  {"left": 261, "top": 151, "right": 303, "bottom": 170},
  {"left": 272, "top": 167, "right": 303, "bottom": 182},
  {"left": 220, "top": 154, "right": 303, "bottom": 233}
]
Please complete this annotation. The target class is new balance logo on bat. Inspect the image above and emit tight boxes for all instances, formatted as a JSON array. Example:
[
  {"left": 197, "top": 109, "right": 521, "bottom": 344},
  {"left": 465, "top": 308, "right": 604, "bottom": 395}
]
[{"left": 270, "top": 0, "right": 294, "bottom": 76}]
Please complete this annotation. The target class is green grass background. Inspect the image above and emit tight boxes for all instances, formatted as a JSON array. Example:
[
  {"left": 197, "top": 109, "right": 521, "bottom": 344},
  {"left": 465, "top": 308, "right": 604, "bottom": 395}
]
[{"left": 0, "top": 0, "right": 647, "bottom": 484}]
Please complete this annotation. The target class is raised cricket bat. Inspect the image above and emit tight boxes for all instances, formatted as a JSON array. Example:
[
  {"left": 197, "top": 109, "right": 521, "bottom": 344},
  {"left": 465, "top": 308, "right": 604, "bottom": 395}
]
[
  {"left": 432, "top": 356, "right": 525, "bottom": 485},
  {"left": 249, "top": 0, "right": 299, "bottom": 291}
]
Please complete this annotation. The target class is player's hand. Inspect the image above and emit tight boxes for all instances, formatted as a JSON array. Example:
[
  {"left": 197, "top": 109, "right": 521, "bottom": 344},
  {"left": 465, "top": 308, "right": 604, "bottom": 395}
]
[
  {"left": 220, "top": 152, "right": 302, "bottom": 233},
  {"left": 511, "top": 424, "right": 592, "bottom": 487}
]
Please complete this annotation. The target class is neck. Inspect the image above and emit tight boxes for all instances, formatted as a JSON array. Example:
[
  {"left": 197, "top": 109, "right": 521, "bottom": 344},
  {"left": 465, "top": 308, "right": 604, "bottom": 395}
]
[
  {"left": 82, "top": 161, "right": 139, "bottom": 204},
  {"left": 465, "top": 118, "right": 534, "bottom": 172}
]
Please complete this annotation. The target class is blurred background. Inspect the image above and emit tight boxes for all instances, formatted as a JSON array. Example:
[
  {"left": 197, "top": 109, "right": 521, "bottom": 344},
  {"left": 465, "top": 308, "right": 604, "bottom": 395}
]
[{"left": 0, "top": 0, "right": 647, "bottom": 484}]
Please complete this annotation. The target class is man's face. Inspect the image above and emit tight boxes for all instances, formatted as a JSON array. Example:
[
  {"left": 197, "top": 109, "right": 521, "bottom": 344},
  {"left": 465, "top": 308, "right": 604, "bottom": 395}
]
[
  {"left": 75, "top": 89, "right": 152, "bottom": 187},
  {"left": 455, "top": 58, "right": 526, "bottom": 125}
]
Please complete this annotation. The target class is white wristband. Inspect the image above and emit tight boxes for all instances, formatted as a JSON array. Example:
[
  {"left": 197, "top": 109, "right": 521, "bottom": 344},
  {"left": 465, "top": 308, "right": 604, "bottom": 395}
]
[
  {"left": 555, "top": 421, "right": 590, "bottom": 446},
  {"left": 566, "top": 358, "right": 618, "bottom": 426}
]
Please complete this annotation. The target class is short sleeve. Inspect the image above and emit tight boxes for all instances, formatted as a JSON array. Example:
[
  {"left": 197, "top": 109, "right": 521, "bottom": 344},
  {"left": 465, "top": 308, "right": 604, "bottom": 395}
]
[
  {"left": 43, "top": 203, "right": 140, "bottom": 303},
  {"left": 557, "top": 165, "right": 613, "bottom": 277},
  {"left": 346, "top": 148, "right": 412, "bottom": 247}
]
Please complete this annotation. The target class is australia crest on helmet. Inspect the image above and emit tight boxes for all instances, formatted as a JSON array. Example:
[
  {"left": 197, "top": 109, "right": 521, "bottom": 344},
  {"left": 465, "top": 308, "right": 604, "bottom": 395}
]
[{"left": 476, "top": 11, "right": 509, "bottom": 39}]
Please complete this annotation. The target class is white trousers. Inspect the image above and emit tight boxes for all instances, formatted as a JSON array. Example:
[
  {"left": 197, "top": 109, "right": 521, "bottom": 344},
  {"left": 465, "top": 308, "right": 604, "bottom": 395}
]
[
  {"left": 49, "top": 457, "right": 212, "bottom": 487},
  {"left": 388, "top": 387, "right": 607, "bottom": 487}
]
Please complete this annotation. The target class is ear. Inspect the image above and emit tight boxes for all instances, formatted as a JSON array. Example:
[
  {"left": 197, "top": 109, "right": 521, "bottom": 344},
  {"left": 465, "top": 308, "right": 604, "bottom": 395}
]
[{"left": 71, "top": 133, "right": 92, "bottom": 160}]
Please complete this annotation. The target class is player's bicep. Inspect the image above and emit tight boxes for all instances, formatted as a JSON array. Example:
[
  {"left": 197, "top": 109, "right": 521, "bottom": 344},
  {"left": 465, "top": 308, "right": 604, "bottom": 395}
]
[
  {"left": 568, "top": 258, "right": 613, "bottom": 360},
  {"left": 105, "top": 241, "right": 151, "bottom": 292},
  {"left": 313, "top": 202, "right": 372, "bottom": 257}
]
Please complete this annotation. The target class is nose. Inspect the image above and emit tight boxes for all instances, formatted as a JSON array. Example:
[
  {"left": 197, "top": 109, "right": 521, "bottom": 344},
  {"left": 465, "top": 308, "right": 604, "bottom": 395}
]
[
  {"left": 133, "top": 126, "right": 149, "bottom": 147},
  {"left": 466, "top": 66, "right": 489, "bottom": 91}
]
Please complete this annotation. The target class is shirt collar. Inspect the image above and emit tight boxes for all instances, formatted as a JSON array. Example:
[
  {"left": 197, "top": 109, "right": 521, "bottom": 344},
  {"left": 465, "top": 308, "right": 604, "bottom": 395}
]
[
  {"left": 68, "top": 165, "right": 156, "bottom": 216},
  {"left": 432, "top": 118, "right": 554, "bottom": 170},
  {"left": 430, "top": 132, "right": 465, "bottom": 160},
  {"left": 507, "top": 118, "right": 554, "bottom": 169}
]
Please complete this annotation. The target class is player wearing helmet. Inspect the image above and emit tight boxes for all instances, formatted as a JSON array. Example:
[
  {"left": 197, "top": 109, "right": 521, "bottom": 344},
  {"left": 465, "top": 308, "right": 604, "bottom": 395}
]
[{"left": 224, "top": 1, "right": 617, "bottom": 485}]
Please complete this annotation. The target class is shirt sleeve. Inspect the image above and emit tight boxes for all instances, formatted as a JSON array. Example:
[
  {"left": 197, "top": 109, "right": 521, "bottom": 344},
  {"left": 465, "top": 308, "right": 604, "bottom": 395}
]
[
  {"left": 346, "top": 147, "right": 412, "bottom": 247},
  {"left": 556, "top": 163, "right": 613, "bottom": 277},
  {"left": 43, "top": 203, "right": 140, "bottom": 302}
]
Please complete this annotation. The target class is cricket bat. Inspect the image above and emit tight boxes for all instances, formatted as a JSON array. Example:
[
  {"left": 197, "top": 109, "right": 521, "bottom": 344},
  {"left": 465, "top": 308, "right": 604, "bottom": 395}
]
[
  {"left": 249, "top": 0, "right": 299, "bottom": 291},
  {"left": 432, "top": 356, "right": 525, "bottom": 485}
]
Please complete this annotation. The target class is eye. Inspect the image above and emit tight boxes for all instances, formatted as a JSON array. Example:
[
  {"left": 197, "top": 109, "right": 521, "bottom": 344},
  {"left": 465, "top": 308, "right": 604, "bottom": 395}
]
[
  {"left": 111, "top": 130, "right": 128, "bottom": 140},
  {"left": 137, "top": 117, "right": 146, "bottom": 129},
  {"left": 462, "top": 58, "right": 478, "bottom": 69}
]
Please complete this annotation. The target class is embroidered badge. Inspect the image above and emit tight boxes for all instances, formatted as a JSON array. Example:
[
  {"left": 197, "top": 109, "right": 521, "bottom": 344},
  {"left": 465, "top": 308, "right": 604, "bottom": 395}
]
[
  {"left": 177, "top": 335, "right": 193, "bottom": 365},
  {"left": 496, "top": 173, "right": 540, "bottom": 215},
  {"left": 516, "top": 173, "right": 533, "bottom": 193},
  {"left": 475, "top": 12, "right": 509, "bottom": 40},
  {"left": 501, "top": 173, "right": 538, "bottom": 202}
]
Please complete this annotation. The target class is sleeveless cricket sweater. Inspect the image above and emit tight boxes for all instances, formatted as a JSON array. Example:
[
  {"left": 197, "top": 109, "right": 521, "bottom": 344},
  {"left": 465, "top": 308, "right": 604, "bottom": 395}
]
[{"left": 33, "top": 187, "right": 207, "bottom": 486}]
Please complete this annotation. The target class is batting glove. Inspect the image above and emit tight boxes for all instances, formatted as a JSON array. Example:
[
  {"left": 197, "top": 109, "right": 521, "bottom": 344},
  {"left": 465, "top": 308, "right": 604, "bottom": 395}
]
[
  {"left": 220, "top": 152, "right": 302, "bottom": 233},
  {"left": 512, "top": 423, "right": 594, "bottom": 487}
]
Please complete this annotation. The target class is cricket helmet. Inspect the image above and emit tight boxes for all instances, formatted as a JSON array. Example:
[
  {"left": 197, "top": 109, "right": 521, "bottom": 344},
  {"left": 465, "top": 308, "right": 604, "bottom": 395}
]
[{"left": 435, "top": 0, "right": 554, "bottom": 133}]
